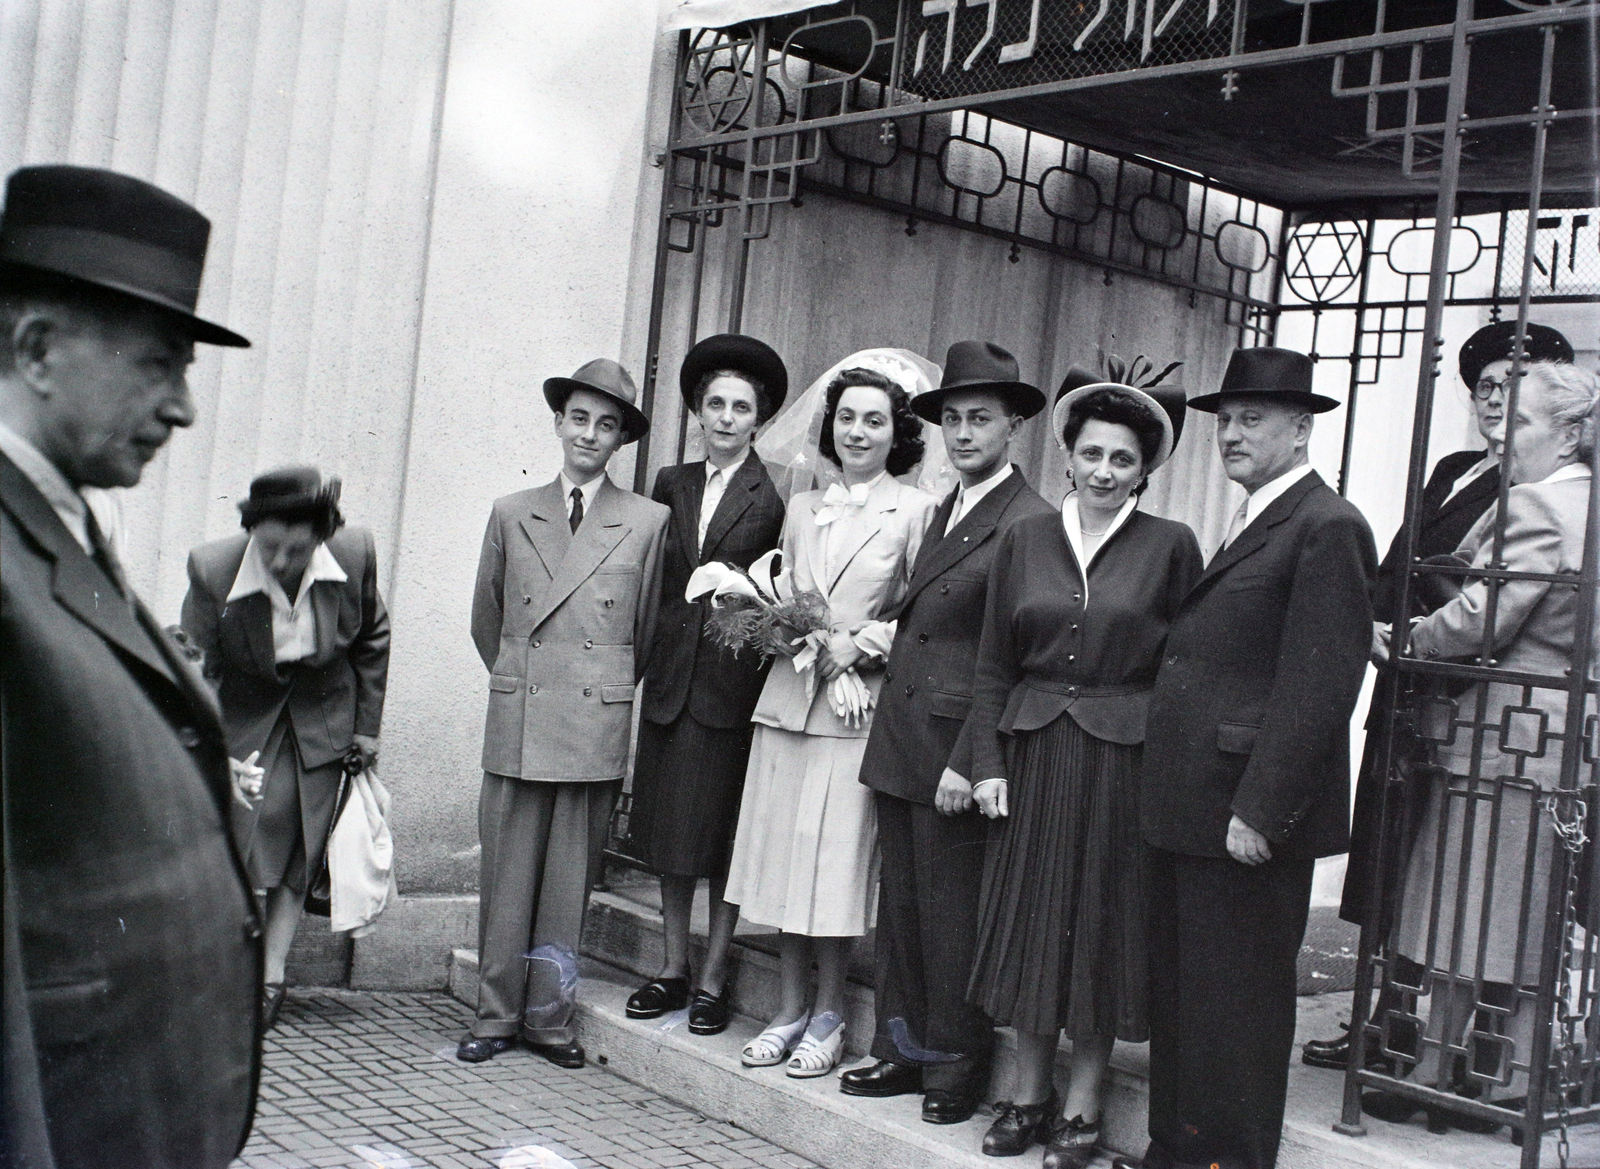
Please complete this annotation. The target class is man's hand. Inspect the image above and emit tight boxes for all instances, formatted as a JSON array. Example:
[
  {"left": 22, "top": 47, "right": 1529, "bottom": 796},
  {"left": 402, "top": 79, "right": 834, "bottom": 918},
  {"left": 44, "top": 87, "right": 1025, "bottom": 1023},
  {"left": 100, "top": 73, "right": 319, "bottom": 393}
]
[
  {"left": 230, "top": 751, "right": 264, "bottom": 810},
  {"left": 352, "top": 734, "right": 380, "bottom": 772},
  {"left": 818, "top": 629, "right": 864, "bottom": 682},
  {"left": 1226, "top": 814, "right": 1272, "bottom": 865},
  {"left": 934, "top": 768, "right": 974, "bottom": 816},
  {"left": 973, "top": 778, "right": 1009, "bottom": 819},
  {"left": 1369, "top": 621, "right": 1392, "bottom": 666}
]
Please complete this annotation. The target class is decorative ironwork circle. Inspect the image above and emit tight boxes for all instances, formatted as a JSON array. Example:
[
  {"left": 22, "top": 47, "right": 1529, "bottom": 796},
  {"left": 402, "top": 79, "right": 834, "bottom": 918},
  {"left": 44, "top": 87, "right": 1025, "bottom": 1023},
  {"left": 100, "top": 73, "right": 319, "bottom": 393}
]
[
  {"left": 1385, "top": 225, "right": 1483, "bottom": 277},
  {"left": 1284, "top": 220, "right": 1365, "bottom": 304},
  {"left": 779, "top": 16, "right": 878, "bottom": 90},
  {"left": 1214, "top": 220, "right": 1271, "bottom": 273},
  {"left": 682, "top": 30, "right": 754, "bottom": 134},
  {"left": 937, "top": 136, "right": 1007, "bottom": 199},
  {"left": 1038, "top": 167, "right": 1101, "bottom": 225},
  {"left": 1129, "top": 194, "right": 1186, "bottom": 251}
]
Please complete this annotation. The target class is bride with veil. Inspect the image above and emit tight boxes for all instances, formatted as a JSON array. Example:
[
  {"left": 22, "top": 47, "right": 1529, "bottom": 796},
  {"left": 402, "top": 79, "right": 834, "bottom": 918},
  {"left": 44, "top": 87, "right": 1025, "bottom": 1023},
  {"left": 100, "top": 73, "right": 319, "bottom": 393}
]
[{"left": 722, "top": 348, "right": 943, "bottom": 1079}]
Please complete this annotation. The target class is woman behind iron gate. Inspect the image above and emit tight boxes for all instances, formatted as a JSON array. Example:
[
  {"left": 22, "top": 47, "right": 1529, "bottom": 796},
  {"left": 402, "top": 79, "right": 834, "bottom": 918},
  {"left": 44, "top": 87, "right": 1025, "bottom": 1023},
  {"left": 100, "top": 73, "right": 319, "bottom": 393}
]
[
  {"left": 723, "top": 354, "right": 940, "bottom": 1079},
  {"left": 625, "top": 334, "right": 787, "bottom": 1036},
  {"left": 962, "top": 378, "right": 1200, "bottom": 1168},
  {"left": 181, "top": 467, "right": 391, "bottom": 1029}
]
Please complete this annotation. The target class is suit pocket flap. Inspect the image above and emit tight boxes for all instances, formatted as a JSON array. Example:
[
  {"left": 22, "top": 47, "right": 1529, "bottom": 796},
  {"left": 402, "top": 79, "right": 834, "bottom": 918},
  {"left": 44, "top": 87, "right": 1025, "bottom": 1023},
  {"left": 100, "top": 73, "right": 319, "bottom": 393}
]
[
  {"left": 927, "top": 690, "right": 972, "bottom": 722},
  {"left": 489, "top": 674, "right": 520, "bottom": 693},
  {"left": 1217, "top": 721, "right": 1260, "bottom": 755},
  {"left": 601, "top": 683, "right": 636, "bottom": 703}
]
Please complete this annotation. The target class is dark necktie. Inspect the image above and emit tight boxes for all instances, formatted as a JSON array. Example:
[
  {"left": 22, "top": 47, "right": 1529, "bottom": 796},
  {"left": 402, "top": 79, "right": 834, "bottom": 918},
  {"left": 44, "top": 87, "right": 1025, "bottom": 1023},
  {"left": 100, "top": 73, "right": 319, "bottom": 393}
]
[
  {"left": 569, "top": 486, "right": 585, "bottom": 534},
  {"left": 84, "top": 505, "right": 128, "bottom": 599}
]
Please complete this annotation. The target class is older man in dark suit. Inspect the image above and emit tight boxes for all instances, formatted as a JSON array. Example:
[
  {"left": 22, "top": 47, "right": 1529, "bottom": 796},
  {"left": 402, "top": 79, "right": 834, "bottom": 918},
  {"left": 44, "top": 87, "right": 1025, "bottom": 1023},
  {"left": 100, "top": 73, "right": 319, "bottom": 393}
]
[
  {"left": 845, "top": 341, "right": 1054, "bottom": 1124},
  {"left": 1119, "top": 348, "right": 1377, "bottom": 1169},
  {"left": 0, "top": 166, "right": 260, "bottom": 1168}
]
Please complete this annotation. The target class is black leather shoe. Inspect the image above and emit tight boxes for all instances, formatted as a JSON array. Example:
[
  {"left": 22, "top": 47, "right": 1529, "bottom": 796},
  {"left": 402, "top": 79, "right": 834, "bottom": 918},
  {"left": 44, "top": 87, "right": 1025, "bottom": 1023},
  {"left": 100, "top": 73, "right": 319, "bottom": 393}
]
[
  {"left": 261, "top": 982, "right": 287, "bottom": 1031},
  {"left": 982, "top": 1089, "right": 1059, "bottom": 1156},
  {"left": 1360, "top": 1089, "right": 1501, "bottom": 1135},
  {"left": 456, "top": 1035, "right": 514, "bottom": 1063},
  {"left": 687, "top": 987, "right": 731, "bottom": 1035},
  {"left": 1042, "top": 1113, "right": 1100, "bottom": 1169},
  {"left": 1303, "top": 1026, "right": 1404, "bottom": 1072},
  {"left": 526, "top": 1039, "right": 586, "bottom": 1068},
  {"left": 626, "top": 977, "right": 690, "bottom": 1019},
  {"left": 922, "top": 1087, "right": 979, "bottom": 1125},
  {"left": 840, "top": 1060, "right": 923, "bottom": 1098}
]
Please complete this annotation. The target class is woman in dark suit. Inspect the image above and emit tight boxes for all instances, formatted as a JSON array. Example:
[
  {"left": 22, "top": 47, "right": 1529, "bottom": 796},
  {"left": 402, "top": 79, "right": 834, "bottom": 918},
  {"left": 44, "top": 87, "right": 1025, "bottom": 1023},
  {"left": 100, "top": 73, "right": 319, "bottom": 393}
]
[
  {"left": 1304, "top": 319, "right": 1575, "bottom": 1075},
  {"left": 624, "top": 335, "right": 787, "bottom": 1036},
  {"left": 963, "top": 380, "right": 1201, "bottom": 1168},
  {"left": 182, "top": 467, "right": 391, "bottom": 1029}
]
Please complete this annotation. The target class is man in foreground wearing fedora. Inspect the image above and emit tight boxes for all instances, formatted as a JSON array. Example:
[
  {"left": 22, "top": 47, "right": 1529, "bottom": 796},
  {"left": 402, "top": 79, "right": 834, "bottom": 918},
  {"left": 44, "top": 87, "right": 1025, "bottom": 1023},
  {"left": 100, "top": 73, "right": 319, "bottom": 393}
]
[
  {"left": 462, "top": 359, "right": 669, "bottom": 1067},
  {"left": 844, "top": 340, "right": 1054, "bottom": 1123},
  {"left": 624, "top": 334, "right": 787, "bottom": 1036},
  {"left": 1, "top": 165, "right": 261, "bottom": 1166},
  {"left": 1123, "top": 348, "right": 1377, "bottom": 1169}
]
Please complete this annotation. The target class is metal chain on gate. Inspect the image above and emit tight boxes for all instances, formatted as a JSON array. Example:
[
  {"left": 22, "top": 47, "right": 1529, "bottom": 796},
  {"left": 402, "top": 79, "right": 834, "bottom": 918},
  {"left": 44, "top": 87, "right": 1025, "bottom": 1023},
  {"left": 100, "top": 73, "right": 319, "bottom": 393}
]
[{"left": 1542, "top": 792, "right": 1589, "bottom": 1169}]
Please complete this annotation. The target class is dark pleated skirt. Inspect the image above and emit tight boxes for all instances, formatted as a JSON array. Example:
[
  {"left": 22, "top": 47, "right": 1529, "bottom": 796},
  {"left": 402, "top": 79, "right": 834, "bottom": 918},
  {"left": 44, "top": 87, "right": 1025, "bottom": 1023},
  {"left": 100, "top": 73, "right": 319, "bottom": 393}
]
[
  {"left": 232, "top": 713, "right": 344, "bottom": 894},
  {"left": 628, "top": 710, "right": 755, "bottom": 879},
  {"left": 967, "top": 711, "right": 1149, "bottom": 1041}
]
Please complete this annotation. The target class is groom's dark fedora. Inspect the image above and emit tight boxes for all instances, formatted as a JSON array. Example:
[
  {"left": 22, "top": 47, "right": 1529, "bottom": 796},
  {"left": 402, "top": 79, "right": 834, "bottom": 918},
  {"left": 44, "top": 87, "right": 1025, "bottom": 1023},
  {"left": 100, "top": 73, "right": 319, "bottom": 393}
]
[
  {"left": 911, "top": 340, "right": 1045, "bottom": 422},
  {"left": 1187, "top": 346, "right": 1339, "bottom": 414},
  {"left": 544, "top": 358, "right": 651, "bottom": 445},
  {"left": 0, "top": 164, "right": 249, "bottom": 347}
]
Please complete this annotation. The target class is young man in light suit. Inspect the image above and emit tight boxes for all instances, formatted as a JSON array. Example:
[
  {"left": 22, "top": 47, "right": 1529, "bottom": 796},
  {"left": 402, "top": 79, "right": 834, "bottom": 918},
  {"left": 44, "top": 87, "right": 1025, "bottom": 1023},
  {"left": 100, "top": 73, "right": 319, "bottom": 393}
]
[
  {"left": 845, "top": 341, "right": 1054, "bottom": 1123},
  {"left": 460, "top": 360, "right": 669, "bottom": 1067}
]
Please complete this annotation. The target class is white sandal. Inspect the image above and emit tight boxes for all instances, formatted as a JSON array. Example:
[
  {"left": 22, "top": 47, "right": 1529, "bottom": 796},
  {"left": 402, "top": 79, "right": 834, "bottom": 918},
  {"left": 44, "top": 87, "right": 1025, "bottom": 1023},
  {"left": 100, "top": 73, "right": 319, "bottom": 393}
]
[
  {"left": 741, "top": 1012, "right": 810, "bottom": 1068},
  {"left": 786, "top": 1012, "right": 845, "bottom": 1078}
]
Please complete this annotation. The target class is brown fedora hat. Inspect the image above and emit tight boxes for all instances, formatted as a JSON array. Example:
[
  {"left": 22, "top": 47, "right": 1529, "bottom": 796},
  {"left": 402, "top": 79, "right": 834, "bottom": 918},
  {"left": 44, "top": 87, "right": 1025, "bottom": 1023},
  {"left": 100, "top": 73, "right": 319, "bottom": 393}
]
[
  {"left": 679, "top": 334, "right": 788, "bottom": 417},
  {"left": 1187, "top": 347, "right": 1339, "bottom": 414},
  {"left": 543, "top": 358, "right": 651, "bottom": 445},
  {"left": 0, "top": 165, "right": 248, "bottom": 347},
  {"left": 910, "top": 340, "right": 1045, "bottom": 422}
]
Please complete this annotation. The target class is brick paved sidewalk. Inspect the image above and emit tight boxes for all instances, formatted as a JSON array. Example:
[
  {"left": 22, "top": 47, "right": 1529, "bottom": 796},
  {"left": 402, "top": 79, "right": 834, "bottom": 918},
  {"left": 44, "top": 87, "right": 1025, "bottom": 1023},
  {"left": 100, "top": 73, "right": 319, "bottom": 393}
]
[{"left": 235, "top": 990, "right": 818, "bottom": 1169}]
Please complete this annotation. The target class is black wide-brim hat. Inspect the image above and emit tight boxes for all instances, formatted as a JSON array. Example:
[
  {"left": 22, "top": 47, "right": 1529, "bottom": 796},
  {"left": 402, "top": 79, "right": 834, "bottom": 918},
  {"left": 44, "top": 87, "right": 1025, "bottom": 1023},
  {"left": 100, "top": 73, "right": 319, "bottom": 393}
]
[
  {"left": 543, "top": 358, "right": 650, "bottom": 445},
  {"left": 238, "top": 466, "right": 343, "bottom": 529},
  {"left": 0, "top": 165, "right": 248, "bottom": 348},
  {"left": 910, "top": 339, "right": 1045, "bottom": 422},
  {"left": 1458, "top": 321, "right": 1574, "bottom": 387},
  {"left": 679, "top": 334, "right": 788, "bottom": 416},
  {"left": 1187, "top": 346, "right": 1339, "bottom": 413}
]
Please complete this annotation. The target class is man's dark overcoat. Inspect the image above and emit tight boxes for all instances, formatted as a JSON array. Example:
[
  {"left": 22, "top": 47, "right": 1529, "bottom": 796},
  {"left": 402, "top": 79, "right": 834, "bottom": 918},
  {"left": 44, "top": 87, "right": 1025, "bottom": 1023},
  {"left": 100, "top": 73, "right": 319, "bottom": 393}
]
[
  {"left": 0, "top": 453, "right": 262, "bottom": 1169},
  {"left": 857, "top": 467, "right": 1053, "bottom": 1091},
  {"left": 639, "top": 456, "right": 785, "bottom": 731},
  {"left": 1141, "top": 469, "right": 1376, "bottom": 1169}
]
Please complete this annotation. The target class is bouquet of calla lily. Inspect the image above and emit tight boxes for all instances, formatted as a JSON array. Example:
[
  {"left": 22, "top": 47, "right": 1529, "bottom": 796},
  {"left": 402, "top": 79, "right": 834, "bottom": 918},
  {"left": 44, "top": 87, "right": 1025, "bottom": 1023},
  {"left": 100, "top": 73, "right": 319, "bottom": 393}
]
[{"left": 686, "top": 550, "right": 878, "bottom": 726}]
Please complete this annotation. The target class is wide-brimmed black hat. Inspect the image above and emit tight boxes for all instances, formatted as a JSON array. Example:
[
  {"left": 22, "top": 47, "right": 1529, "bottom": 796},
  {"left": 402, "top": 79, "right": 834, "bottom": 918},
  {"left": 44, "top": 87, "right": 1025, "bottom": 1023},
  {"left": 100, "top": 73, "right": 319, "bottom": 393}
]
[
  {"left": 543, "top": 358, "right": 650, "bottom": 445},
  {"left": 1458, "top": 321, "right": 1573, "bottom": 387},
  {"left": 679, "top": 334, "right": 788, "bottom": 417},
  {"left": 238, "top": 466, "right": 344, "bottom": 531},
  {"left": 0, "top": 165, "right": 248, "bottom": 347},
  {"left": 910, "top": 340, "right": 1045, "bottom": 422},
  {"left": 1187, "top": 347, "right": 1339, "bottom": 414}
]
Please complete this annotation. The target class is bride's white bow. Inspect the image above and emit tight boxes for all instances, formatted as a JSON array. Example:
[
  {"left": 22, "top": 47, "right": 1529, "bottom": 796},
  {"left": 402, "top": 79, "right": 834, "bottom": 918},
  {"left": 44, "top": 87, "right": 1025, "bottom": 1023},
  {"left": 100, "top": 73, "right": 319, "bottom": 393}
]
[{"left": 814, "top": 481, "right": 872, "bottom": 526}]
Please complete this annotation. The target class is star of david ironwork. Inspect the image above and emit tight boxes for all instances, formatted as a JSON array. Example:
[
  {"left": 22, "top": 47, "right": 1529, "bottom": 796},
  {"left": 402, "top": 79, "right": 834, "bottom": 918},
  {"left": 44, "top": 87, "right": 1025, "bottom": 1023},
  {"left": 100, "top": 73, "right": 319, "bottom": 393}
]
[{"left": 1284, "top": 220, "right": 1365, "bottom": 304}]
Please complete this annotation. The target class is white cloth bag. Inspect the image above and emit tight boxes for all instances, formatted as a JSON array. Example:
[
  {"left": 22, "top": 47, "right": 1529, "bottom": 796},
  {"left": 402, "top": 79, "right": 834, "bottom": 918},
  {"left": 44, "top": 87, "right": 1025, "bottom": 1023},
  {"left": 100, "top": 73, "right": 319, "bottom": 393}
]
[{"left": 328, "top": 767, "right": 397, "bottom": 936}]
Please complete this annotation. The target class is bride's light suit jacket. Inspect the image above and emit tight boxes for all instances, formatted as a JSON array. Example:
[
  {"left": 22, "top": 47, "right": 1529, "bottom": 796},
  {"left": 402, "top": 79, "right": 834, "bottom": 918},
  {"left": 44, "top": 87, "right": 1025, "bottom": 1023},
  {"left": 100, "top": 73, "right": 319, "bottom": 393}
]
[{"left": 751, "top": 474, "right": 940, "bottom": 738}]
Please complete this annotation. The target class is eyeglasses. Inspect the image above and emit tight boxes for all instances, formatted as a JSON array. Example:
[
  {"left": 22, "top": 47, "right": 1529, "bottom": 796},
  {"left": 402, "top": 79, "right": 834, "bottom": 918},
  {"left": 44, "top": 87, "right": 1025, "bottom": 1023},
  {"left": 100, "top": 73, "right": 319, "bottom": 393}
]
[{"left": 1472, "top": 376, "right": 1519, "bottom": 401}]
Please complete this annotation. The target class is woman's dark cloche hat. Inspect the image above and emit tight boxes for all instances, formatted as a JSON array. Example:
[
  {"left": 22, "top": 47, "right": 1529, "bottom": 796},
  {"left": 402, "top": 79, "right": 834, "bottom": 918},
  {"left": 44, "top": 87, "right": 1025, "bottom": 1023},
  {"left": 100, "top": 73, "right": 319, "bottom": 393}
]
[
  {"left": 911, "top": 340, "right": 1045, "bottom": 422},
  {"left": 1187, "top": 347, "right": 1339, "bottom": 414},
  {"left": 543, "top": 358, "right": 651, "bottom": 445},
  {"left": 0, "top": 165, "right": 249, "bottom": 348},
  {"left": 1458, "top": 321, "right": 1573, "bottom": 387},
  {"left": 679, "top": 334, "right": 788, "bottom": 415},
  {"left": 238, "top": 466, "right": 343, "bottom": 529}
]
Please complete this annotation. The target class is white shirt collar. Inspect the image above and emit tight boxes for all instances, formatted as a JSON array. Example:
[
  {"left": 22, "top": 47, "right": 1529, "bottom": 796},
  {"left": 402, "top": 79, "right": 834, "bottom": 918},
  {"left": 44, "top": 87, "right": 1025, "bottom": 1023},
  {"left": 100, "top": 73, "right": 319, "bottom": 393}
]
[
  {"left": 953, "top": 462, "right": 1013, "bottom": 518},
  {"left": 1060, "top": 490, "right": 1139, "bottom": 593},
  {"left": 0, "top": 418, "right": 90, "bottom": 553},
  {"left": 705, "top": 448, "right": 750, "bottom": 482},
  {"left": 228, "top": 534, "right": 348, "bottom": 605},
  {"left": 1543, "top": 462, "right": 1591, "bottom": 484},
  {"left": 559, "top": 471, "right": 606, "bottom": 512},
  {"left": 1241, "top": 461, "right": 1316, "bottom": 527}
]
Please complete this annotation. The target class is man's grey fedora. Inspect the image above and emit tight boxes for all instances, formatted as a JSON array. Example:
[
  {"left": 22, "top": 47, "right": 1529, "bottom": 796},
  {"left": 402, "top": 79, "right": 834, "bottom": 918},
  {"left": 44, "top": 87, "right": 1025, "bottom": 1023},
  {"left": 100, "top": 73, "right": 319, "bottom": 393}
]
[
  {"left": 0, "top": 164, "right": 248, "bottom": 347},
  {"left": 1187, "top": 347, "right": 1339, "bottom": 414},
  {"left": 544, "top": 358, "right": 651, "bottom": 445}
]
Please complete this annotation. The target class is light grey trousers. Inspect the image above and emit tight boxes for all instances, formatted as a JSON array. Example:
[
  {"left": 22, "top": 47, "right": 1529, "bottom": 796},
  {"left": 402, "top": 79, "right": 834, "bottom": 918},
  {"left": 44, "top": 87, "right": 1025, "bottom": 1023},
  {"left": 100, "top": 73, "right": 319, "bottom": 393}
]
[{"left": 472, "top": 773, "right": 620, "bottom": 1043}]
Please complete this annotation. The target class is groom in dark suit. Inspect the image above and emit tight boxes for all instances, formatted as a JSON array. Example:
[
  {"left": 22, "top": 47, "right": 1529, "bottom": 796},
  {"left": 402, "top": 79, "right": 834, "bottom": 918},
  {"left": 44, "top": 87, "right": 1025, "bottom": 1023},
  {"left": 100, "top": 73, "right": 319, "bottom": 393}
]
[
  {"left": 1, "top": 165, "right": 260, "bottom": 1167},
  {"left": 1125, "top": 348, "right": 1377, "bottom": 1169},
  {"left": 848, "top": 341, "right": 1053, "bottom": 1123}
]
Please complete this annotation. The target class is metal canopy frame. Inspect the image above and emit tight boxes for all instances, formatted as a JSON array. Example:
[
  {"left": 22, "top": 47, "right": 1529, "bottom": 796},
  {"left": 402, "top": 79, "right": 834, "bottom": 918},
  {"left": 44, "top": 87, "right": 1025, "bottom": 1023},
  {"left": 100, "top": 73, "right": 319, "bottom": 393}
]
[{"left": 625, "top": 5, "right": 1600, "bottom": 1165}]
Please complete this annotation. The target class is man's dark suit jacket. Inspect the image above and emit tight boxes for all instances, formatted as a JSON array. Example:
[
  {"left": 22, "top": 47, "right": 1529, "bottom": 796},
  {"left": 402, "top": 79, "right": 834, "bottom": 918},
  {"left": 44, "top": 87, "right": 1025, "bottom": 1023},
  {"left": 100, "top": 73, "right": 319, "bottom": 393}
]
[
  {"left": 181, "top": 528, "right": 391, "bottom": 769},
  {"left": 1143, "top": 470, "right": 1378, "bottom": 858},
  {"left": 860, "top": 467, "right": 1054, "bottom": 801},
  {"left": 640, "top": 456, "right": 785, "bottom": 731},
  {"left": 0, "top": 453, "right": 261, "bottom": 1169}
]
